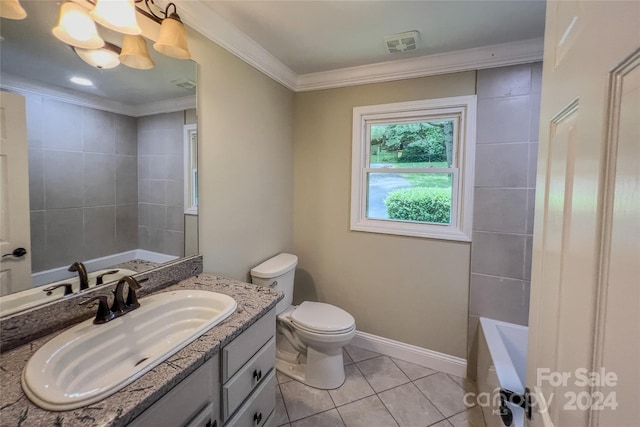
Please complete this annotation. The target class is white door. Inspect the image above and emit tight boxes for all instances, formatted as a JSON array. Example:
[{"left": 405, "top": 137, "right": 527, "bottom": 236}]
[
  {"left": 527, "top": 1, "right": 639, "bottom": 426},
  {"left": 0, "top": 91, "right": 32, "bottom": 296}
]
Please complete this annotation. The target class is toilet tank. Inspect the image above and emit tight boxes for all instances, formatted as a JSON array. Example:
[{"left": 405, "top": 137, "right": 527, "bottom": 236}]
[{"left": 250, "top": 253, "right": 298, "bottom": 314}]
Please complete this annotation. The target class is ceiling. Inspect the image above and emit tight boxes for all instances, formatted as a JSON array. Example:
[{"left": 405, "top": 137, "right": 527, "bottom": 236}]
[{"left": 201, "top": 0, "right": 547, "bottom": 75}]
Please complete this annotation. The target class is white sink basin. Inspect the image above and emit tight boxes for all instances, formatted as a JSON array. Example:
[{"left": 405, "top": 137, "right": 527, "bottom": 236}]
[{"left": 22, "top": 289, "right": 236, "bottom": 411}]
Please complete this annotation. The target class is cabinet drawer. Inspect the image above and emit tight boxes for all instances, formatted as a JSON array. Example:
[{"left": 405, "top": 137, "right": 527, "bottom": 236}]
[
  {"left": 222, "top": 308, "right": 275, "bottom": 382},
  {"left": 222, "top": 337, "right": 275, "bottom": 420},
  {"left": 186, "top": 404, "right": 215, "bottom": 427},
  {"left": 225, "top": 370, "right": 276, "bottom": 427},
  {"left": 129, "top": 355, "right": 217, "bottom": 427}
]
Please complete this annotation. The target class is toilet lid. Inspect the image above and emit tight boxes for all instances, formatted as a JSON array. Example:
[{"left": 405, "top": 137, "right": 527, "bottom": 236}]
[{"left": 290, "top": 301, "right": 355, "bottom": 333}]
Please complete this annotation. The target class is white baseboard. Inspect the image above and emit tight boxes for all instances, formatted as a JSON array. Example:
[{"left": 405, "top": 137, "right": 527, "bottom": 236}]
[{"left": 351, "top": 330, "right": 467, "bottom": 378}]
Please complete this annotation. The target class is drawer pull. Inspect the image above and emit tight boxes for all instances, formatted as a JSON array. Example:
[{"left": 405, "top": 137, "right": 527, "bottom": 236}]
[
  {"left": 253, "top": 369, "right": 263, "bottom": 381},
  {"left": 253, "top": 412, "right": 262, "bottom": 424},
  {"left": 270, "top": 280, "right": 278, "bottom": 287}
]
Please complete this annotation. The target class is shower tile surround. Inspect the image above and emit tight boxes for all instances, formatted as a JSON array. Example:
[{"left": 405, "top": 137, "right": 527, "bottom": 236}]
[
  {"left": 25, "top": 95, "right": 190, "bottom": 274},
  {"left": 469, "top": 63, "right": 542, "bottom": 345},
  {"left": 0, "top": 263, "right": 283, "bottom": 426}
]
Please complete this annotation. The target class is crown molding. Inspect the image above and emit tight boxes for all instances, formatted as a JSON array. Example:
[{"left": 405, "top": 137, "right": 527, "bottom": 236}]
[
  {"left": 0, "top": 74, "right": 195, "bottom": 117},
  {"left": 295, "top": 38, "right": 544, "bottom": 92},
  {"left": 176, "top": 1, "right": 299, "bottom": 91}
]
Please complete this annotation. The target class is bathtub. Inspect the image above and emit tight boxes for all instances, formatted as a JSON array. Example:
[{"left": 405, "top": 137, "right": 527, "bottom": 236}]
[{"left": 477, "top": 317, "right": 529, "bottom": 427}]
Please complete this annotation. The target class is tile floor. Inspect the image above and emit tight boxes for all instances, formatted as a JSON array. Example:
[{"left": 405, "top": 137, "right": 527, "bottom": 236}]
[{"left": 273, "top": 344, "right": 486, "bottom": 427}]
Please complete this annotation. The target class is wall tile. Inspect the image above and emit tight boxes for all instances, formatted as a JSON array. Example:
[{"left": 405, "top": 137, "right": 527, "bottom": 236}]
[
  {"left": 43, "top": 99, "right": 82, "bottom": 151},
  {"left": 166, "top": 156, "right": 183, "bottom": 180},
  {"left": 476, "top": 96, "right": 531, "bottom": 144},
  {"left": 474, "top": 143, "right": 528, "bottom": 188},
  {"left": 469, "top": 274, "right": 530, "bottom": 325},
  {"left": 529, "top": 94, "right": 541, "bottom": 142},
  {"left": 164, "top": 128, "right": 184, "bottom": 157},
  {"left": 44, "top": 208, "right": 84, "bottom": 269},
  {"left": 477, "top": 64, "right": 531, "bottom": 99},
  {"left": 84, "top": 206, "right": 116, "bottom": 260},
  {"left": 115, "top": 115, "right": 137, "bottom": 156},
  {"left": 83, "top": 107, "right": 115, "bottom": 154},
  {"left": 524, "top": 235, "right": 533, "bottom": 281},
  {"left": 138, "top": 203, "right": 150, "bottom": 227},
  {"left": 116, "top": 156, "right": 138, "bottom": 205},
  {"left": 166, "top": 206, "right": 184, "bottom": 232},
  {"left": 25, "top": 94, "right": 44, "bottom": 148},
  {"left": 147, "top": 204, "right": 166, "bottom": 229},
  {"left": 166, "top": 180, "right": 183, "bottom": 207},
  {"left": 116, "top": 204, "right": 138, "bottom": 252},
  {"left": 29, "top": 210, "right": 46, "bottom": 273},
  {"left": 473, "top": 188, "right": 528, "bottom": 233},
  {"left": 164, "top": 230, "right": 184, "bottom": 257},
  {"left": 83, "top": 153, "right": 115, "bottom": 206},
  {"left": 139, "top": 180, "right": 166, "bottom": 204},
  {"left": 528, "top": 142, "right": 539, "bottom": 187},
  {"left": 471, "top": 231, "right": 527, "bottom": 279},
  {"left": 531, "top": 61, "right": 543, "bottom": 95},
  {"left": 28, "top": 148, "right": 44, "bottom": 211},
  {"left": 526, "top": 189, "right": 536, "bottom": 234},
  {"left": 44, "top": 150, "right": 84, "bottom": 209}
]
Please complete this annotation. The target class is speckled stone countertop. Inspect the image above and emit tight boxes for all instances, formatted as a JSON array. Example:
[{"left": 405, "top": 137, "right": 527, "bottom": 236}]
[{"left": 0, "top": 274, "right": 282, "bottom": 427}]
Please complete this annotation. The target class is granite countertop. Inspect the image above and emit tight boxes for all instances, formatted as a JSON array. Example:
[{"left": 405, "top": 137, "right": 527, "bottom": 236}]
[{"left": 0, "top": 274, "right": 282, "bottom": 427}]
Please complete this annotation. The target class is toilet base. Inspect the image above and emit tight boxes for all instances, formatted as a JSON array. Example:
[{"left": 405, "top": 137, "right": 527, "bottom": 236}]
[{"left": 275, "top": 345, "right": 346, "bottom": 390}]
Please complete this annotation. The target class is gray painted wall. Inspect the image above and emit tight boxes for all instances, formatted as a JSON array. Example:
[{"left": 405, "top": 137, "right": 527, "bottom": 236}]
[{"left": 468, "top": 63, "right": 542, "bottom": 347}]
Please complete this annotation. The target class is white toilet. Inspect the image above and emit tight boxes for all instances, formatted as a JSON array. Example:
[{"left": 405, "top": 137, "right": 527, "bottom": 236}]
[{"left": 251, "top": 253, "right": 355, "bottom": 389}]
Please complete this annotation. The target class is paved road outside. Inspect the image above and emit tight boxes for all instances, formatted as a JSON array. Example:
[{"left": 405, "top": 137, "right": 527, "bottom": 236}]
[{"left": 367, "top": 173, "right": 412, "bottom": 219}]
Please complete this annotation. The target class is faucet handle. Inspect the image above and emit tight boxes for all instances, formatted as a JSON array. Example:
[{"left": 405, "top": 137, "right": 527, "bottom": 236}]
[
  {"left": 96, "top": 270, "right": 119, "bottom": 286},
  {"left": 42, "top": 283, "right": 73, "bottom": 296},
  {"left": 80, "top": 295, "right": 115, "bottom": 324}
]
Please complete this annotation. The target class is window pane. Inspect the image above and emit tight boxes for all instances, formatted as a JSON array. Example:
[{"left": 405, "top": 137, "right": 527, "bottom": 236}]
[
  {"left": 370, "top": 120, "right": 455, "bottom": 168},
  {"left": 366, "top": 172, "right": 453, "bottom": 224}
]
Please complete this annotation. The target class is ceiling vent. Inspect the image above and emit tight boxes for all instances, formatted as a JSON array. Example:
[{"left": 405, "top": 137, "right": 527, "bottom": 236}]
[
  {"left": 171, "top": 78, "right": 196, "bottom": 89},
  {"left": 384, "top": 31, "right": 420, "bottom": 54}
]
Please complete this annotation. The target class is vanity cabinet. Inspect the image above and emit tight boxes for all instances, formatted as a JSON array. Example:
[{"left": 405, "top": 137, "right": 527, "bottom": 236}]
[
  {"left": 221, "top": 307, "right": 276, "bottom": 426},
  {"left": 129, "top": 354, "right": 220, "bottom": 427},
  {"left": 130, "top": 307, "right": 277, "bottom": 427}
]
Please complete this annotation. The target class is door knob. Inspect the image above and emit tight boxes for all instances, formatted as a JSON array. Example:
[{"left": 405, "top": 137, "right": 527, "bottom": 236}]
[{"left": 2, "top": 247, "right": 27, "bottom": 258}]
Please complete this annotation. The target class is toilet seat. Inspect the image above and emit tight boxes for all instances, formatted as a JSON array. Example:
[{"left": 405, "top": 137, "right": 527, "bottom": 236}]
[{"left": 289, "top": 301, "right": 355, "bottom": 334}]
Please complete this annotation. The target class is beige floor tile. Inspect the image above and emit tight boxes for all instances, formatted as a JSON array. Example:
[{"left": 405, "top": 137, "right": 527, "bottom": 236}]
[
  {"left": 357, "top": 356, "right": 410, "bottom": 392},
  {"left": 280, "top": 380, "right": 335, "bottom": 421},
  {"left": 278, "top": 370, "right": 294, "bottom": 384},
  {"left": 328, "top": 364, "right": 375, "bottom": 406},
  {"left": 429, "top": 420, "right": 453, "bottom": 427},
  {"left": 337, "top": 395, "right": 399, "bottom": 427},
  {"left": 343, "top": 349, "right": 354, "bottom": 365},
  {"left": 448, "top": 374, "right": 479, "bottom": 394},
  {"left": 391, "top": 358, "right": 437, "bottom": 381},
  {"left": 414, "top": 373, "right": 471, "bottom": 418},
  {"left": 448, "top": 406, "right": 486, "bottom": 427},
  {"left": 378, "top": 383, "right": 445, "bottom": 427},
  {"left": 275, "top": 385, "right": 290, "bottom": 426},
  {"left": 344, "top": 344, "right": 380, "bottom": 362},
  {"left": 291, "top": 409, "right": 345, "bottom": 427}
]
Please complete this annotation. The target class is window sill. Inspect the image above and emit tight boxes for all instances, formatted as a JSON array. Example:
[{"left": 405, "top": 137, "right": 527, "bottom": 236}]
[{"left": 350, "top": 219, "right": 471, "bottom": 242}]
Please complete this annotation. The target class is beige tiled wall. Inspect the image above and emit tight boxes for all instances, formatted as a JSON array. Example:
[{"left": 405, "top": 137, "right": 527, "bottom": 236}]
[{"left": 469, "top": 63, "right": 542, "bottom": 342}]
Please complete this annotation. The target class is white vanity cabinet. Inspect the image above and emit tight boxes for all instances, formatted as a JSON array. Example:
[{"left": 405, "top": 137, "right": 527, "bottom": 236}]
[{"left": 221, "top": 308, "right": 276, "bottom": 426}]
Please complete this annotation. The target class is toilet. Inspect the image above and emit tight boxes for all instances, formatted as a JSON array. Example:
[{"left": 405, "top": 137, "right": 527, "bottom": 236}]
[{"left": 251, "top": 253, "right": 355, "bottom": 390}]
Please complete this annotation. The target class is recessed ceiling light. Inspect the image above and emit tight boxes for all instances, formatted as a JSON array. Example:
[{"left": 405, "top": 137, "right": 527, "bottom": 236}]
[{"left": 70, "top": 76, "right": 94, "bottom": 86}]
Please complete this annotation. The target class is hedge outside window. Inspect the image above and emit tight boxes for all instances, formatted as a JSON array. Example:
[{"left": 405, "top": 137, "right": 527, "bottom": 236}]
[{"left": 350, "top": 96, "right": 477, "bottom": 241}]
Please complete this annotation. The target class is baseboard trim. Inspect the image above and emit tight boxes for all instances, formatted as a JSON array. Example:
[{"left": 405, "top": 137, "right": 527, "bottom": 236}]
[{"left": 352, "top": 330, "right": 467, "bottom": 378}]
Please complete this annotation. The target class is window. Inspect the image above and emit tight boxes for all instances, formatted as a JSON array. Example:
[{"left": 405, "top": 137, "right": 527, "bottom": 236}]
[
  {"left": 350, "top": 96, "right": 476, "bottom": 241},
  {"left": 184, "top": 123, "right": 198, "bottom": 214}
]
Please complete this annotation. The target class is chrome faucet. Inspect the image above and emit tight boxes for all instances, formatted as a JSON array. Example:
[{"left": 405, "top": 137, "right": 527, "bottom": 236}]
[{"left": 68, "top": 262, "right": 89, "bottom": 291}]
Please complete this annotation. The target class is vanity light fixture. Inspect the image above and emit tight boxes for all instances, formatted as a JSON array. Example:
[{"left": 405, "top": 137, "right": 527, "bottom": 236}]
[
  {"left": 74, "top": 42, "right": 121, "bottom": 69},
  {"left": 152, "top": 2, "right": 191, "bottom": 59},
  {"left": 0, "top": 0, "right": 27, "bottom": 20},
  {"left": 90, "top": 0, "right": 142, "bottom": 36},
  {"left": 119, "top": 34, "right": 155, "bottom": 69},
  {"left": 53, "top": 2, "right": 104, "bottom": 50}
]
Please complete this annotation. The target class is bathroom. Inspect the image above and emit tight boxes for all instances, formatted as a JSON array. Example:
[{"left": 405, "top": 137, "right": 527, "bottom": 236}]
[{"left": 1, "top": 1, "right": 637, "bottom": 427}]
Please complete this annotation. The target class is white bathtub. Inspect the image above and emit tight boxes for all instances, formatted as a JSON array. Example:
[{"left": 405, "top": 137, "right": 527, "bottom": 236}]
[{"left": 477, "top": 317, "right": 529, "bottom": 427}]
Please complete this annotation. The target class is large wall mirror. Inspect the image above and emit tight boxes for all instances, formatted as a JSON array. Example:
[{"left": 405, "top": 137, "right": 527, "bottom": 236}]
[{"left": 0, "top": 0, "right": 198, "bottom": 317}]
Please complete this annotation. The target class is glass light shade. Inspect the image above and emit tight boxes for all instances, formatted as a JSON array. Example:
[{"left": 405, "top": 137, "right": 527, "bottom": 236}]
[
  {"left": 153, "top": 14, "right": 191, "bottom": 60},
  {"left": 90, "top": 0, "right": 141, "bottom": 35},
  {"left": 52, "top": 2, "right": 104, "bottom": 49},
  {"left": 75, "top": 45, "right": 120, "bottom": 69},
  {"left": 119, "top": 34, "right": 155, "bottom": 70},
  {"left": 0, "top": 0, "right": 27, "bottom": 20}
]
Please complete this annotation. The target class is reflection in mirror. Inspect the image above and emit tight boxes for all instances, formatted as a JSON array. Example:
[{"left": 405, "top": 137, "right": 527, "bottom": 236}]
[{"left": 0, "top": 0, "right": 198, "bottom": 316}]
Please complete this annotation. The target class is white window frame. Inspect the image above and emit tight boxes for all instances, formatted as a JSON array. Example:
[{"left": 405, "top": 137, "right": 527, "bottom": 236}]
[
  {"left": 183, "top": 123, "right": 198, "bottom": 215},
  {"left": 350, "top": 96, "right": 476, "bottom": 241}
]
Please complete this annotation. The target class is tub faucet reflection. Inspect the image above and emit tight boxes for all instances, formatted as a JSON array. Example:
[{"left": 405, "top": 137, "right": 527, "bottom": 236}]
[{"left": 68, "top": 262, "right": 89, "bottom": 291}]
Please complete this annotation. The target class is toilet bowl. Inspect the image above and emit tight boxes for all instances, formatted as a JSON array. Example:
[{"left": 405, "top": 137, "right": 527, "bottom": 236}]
[{"left": 251, "top": 254, "right": 356, "bottom": 389}]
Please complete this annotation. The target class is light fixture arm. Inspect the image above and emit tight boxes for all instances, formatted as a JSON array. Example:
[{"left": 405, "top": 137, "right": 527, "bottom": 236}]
[{"left": 136, "top": 0, "right": 180, "bottom": 24}]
